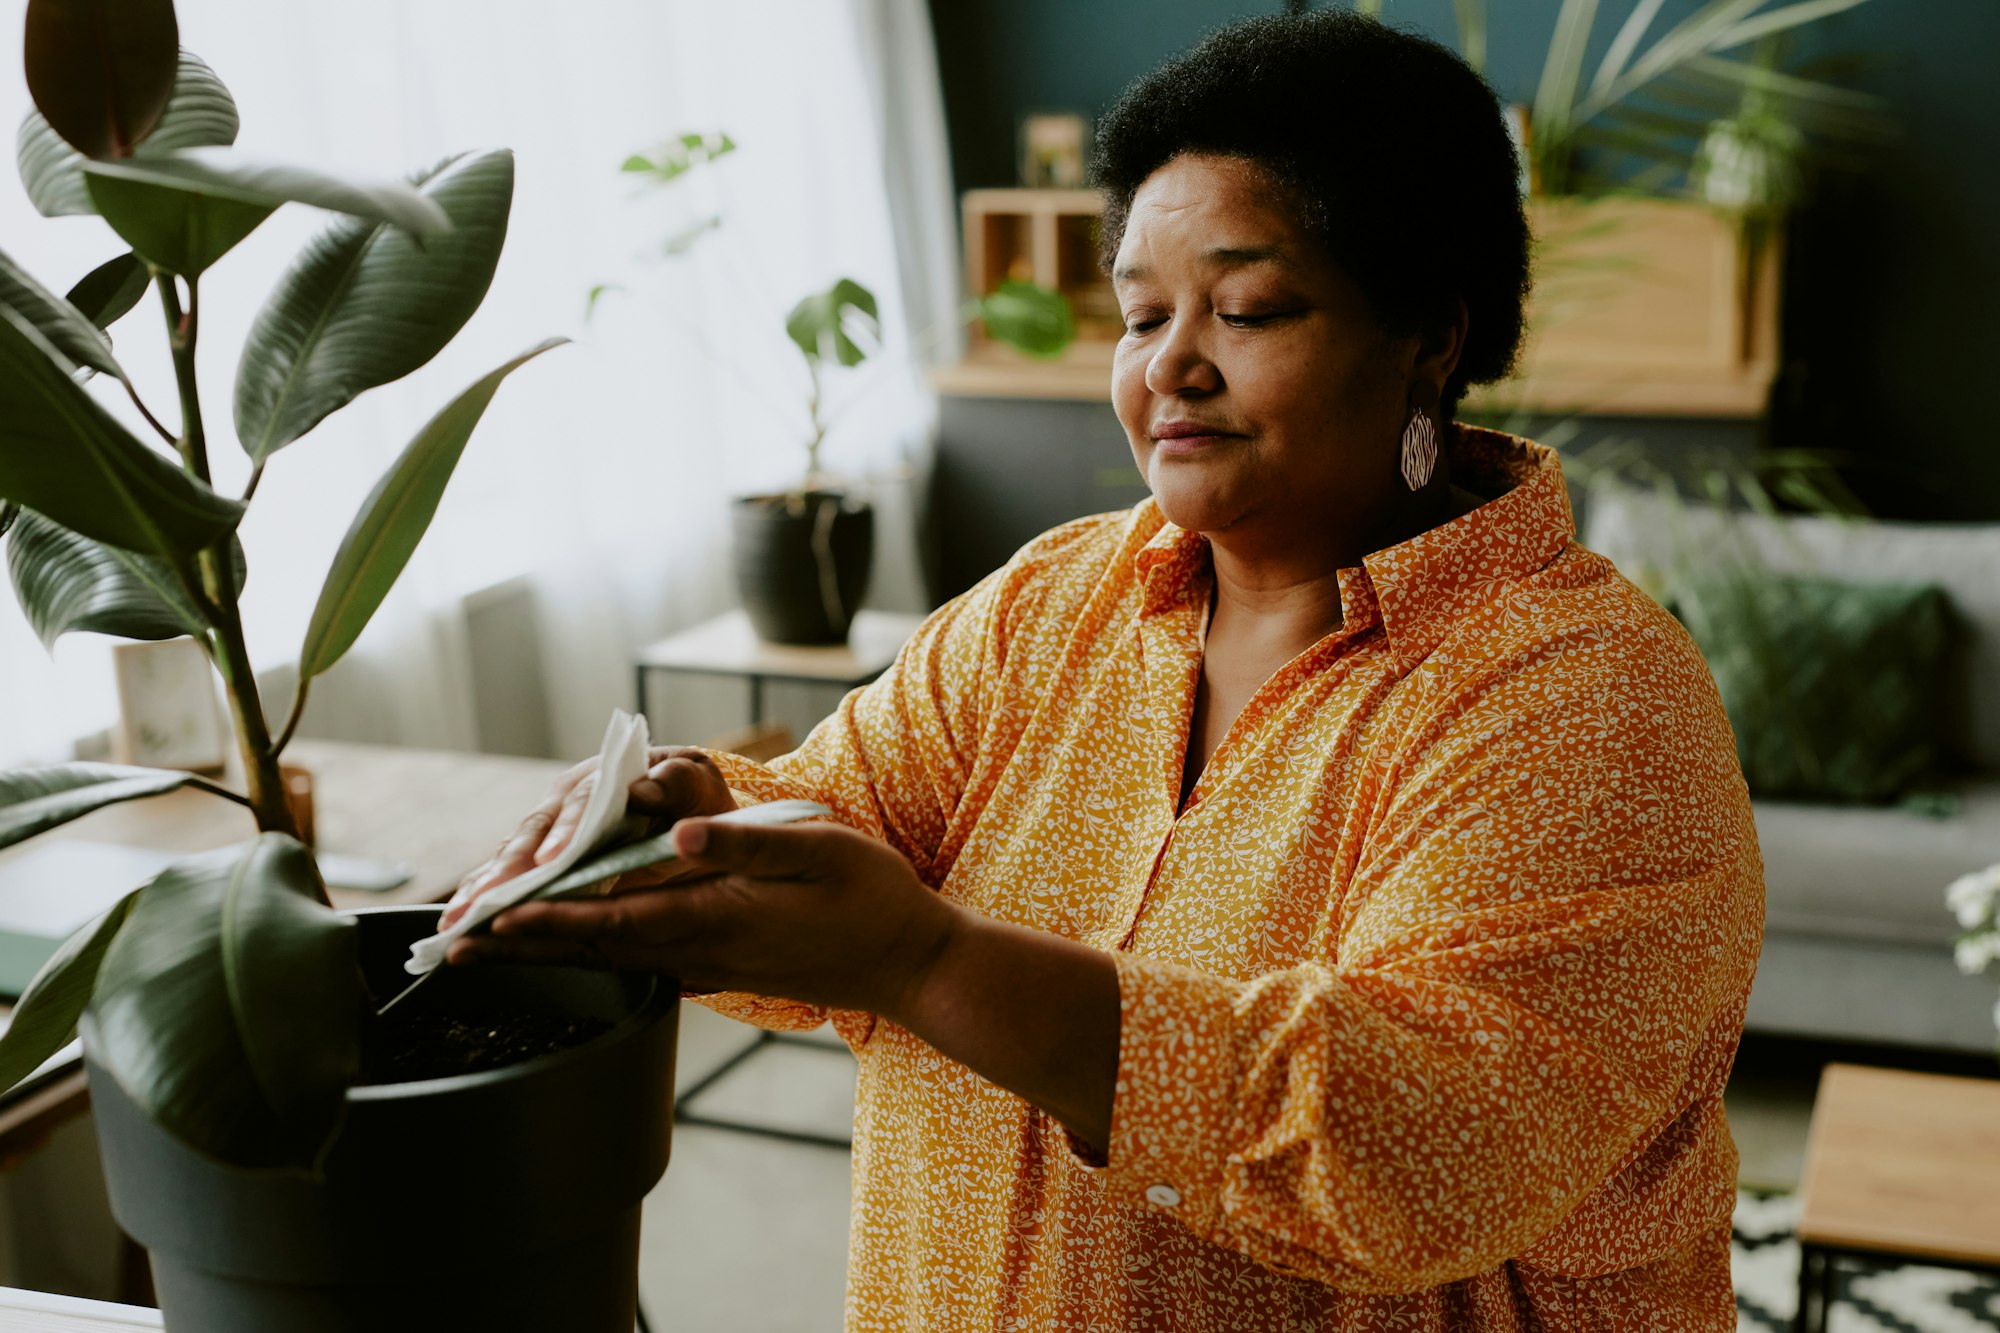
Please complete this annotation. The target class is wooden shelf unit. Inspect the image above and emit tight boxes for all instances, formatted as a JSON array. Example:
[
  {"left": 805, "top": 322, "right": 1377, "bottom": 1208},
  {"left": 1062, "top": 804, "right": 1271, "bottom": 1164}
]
[{"left": 939, "top": 190, "right": 1781, "bottom": 420}]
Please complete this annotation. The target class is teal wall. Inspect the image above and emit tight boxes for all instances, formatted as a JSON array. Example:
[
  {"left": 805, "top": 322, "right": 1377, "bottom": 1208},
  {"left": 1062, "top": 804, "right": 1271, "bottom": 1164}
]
[{"left": 926, "top": 1, "right": 2000, "bottom": 521}]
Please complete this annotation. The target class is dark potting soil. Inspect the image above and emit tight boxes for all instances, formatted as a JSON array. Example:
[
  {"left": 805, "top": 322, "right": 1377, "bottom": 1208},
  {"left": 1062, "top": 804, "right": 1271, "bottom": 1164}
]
[{"left": 358, "top": 1007, "right": 612, "bottom": 1086}]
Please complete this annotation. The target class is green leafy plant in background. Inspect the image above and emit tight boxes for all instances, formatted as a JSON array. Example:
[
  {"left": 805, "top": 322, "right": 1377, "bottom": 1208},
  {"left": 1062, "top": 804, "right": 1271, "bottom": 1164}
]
[
  {"left": 1360, "top": 0, "right": 1891, "bottom": 200},
  {"left": 0, "top": 0, "right": 686, "bottom": 1172},
  {"left": 596, "top": 130, "right": 1073, "bottom": 491}
]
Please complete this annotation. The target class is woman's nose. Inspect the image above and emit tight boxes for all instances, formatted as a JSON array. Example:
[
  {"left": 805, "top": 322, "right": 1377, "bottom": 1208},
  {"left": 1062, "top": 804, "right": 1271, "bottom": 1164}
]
[{"left": 1143, "top": 317, "right": 1222, "bottom": 398}]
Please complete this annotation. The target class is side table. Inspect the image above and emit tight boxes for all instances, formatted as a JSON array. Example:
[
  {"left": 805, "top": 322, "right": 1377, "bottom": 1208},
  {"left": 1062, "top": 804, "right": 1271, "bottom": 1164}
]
[
  {"left": 633, "top": 610, "right": 926, "bottom": 729},
  {"left": 1792, "top": 1062, "right": 2000, "bottom": 1331},
  {"left": 632, "top": 608, "right": 926, "bottom": 1153}
]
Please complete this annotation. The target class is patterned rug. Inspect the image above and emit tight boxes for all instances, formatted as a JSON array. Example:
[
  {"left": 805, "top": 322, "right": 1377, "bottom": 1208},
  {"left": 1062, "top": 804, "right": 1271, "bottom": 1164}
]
[{"left": 1734, "top": 1191, "right": 2000, "bottom": 1331}]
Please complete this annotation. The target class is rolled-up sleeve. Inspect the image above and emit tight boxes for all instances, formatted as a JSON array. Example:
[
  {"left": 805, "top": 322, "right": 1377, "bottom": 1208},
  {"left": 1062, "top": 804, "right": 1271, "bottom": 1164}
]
[
  {"left": 1084, "top": 627, "right": 1763, "bottom": 1293},
  {"left": 689, "top": 521, "right": 1089, "bottom": 1036}
]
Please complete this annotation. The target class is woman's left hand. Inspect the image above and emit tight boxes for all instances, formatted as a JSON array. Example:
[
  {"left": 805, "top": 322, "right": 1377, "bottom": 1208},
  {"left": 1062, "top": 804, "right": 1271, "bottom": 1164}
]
[{"left": 445, "top": 818, "right": 960, "bottom": 1020}]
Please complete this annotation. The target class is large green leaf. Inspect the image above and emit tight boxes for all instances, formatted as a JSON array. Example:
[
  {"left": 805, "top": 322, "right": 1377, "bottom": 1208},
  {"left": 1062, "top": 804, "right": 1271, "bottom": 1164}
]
[
  {"left": 82, "top": 166, "right": 276, "bottom": 280},
  {"left": 18, "top": 49, "right": 240, "bottom": 220},
  {"left": 978, "top": 281, "right": 1074, "bottom": 359},
  {"left": 298, "top": 339, "right": 568, "bottom": 679},
  {"left": 786, "top": 277, "right": 879, "bottom": 368},
  {"left": 6, "top": 507, "right": 206, "bottom": 648},
  {"left": 0, "top": 244, "right": 121, "bottom": 379},
  {"left": 235, "top": 149, "right": 516, "bottom": 462},
  {"left": 22, "top": 0, "right": 179, "bottom": 160},
  {"left": 0, "top": 503, "right": 17, "bottom": 539},
  {"left": 86, "top": 149, "right": 451, "bottom": 239},
  {"left": 0, "top": 306, "right": 245, "bottom": 557},
  {"left": 17, "top": 112, "right": 94, "bottom": 217},
  {"left": 65, "top": 253, "right": 151, "bottom": 332},
  {"left": 17, "top": 49, "right": 240, "bottom": 219},
  {"left": 89, "top": 836, "right": 359, "bottom": 1169},
  {"left": 0, "top": 890, "right": 140, "bottom": 1094},
  {"left": 0, "top": 763, "right": 207, "bottom": 852},
  {"left": 139, "top": 51, "right": 242, "bottom": 155}
]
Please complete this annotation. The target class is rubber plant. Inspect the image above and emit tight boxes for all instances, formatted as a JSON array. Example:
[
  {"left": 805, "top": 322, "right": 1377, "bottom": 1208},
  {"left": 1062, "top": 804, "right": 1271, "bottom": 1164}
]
[{"left": 0, "top": 0, "right": 641, "bottom": 1172}]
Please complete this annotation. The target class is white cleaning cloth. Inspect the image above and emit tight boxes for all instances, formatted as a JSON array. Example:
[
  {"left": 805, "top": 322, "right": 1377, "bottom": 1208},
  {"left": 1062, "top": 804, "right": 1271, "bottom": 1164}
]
[{"left": 405, "top": 708, "right": 652, "bottom": 975}]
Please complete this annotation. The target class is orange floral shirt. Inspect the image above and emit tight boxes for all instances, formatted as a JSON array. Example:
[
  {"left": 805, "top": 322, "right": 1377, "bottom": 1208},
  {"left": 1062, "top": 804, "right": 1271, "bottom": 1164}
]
[{"left": 704, "top": 429, "right": 1764, "bottom": 1332}]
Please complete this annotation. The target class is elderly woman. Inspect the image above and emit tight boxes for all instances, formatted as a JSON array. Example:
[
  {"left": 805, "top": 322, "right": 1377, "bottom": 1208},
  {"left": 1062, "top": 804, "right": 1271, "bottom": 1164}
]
[{"left": 448, "top": 12, "right": 1762, "bottom": 1331}]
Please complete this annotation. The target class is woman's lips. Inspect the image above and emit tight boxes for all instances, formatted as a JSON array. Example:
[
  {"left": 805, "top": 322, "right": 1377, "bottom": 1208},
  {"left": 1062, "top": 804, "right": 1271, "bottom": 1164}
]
[{"left": 1150, "top": 422, "right": 1242, "bottom": 454}]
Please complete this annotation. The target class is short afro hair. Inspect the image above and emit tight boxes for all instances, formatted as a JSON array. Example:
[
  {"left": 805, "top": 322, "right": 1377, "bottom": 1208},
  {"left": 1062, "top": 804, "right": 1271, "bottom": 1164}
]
[{"left": 1092, "top": 12, "right": 1530, "bottom": 412}]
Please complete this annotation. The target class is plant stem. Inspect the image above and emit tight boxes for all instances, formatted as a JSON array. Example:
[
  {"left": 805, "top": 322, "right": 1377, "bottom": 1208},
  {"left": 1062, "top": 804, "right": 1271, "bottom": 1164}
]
[
  {"left": 803, "top": 355, "right": 826, "bottom": 488},
  {"left": 121, "top": 377, "right": 178, "bottom": 447},
  {"left": 271, "top": 678, "right": 311, "bottom": 757},
  {"left": 186, "top": 777, "right": 254, "bottom": 809},
  {"left": 156, "top": 273, "right": 306, "bottom": 854}
]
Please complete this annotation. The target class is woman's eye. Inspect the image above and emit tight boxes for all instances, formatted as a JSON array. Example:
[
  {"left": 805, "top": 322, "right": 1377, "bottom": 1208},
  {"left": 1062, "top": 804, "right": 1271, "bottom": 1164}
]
[
  {"left": 1219, "top": 312, "right": 1278, "bottom": 328},
  {"left": 1122, "top": 315, "right": 1164, "bottom": 335}
]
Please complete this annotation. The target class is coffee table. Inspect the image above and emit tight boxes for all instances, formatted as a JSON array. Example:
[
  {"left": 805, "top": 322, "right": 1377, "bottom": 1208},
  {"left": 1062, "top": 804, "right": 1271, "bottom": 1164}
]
[{"left": 1792, "top": 1062, "right": 2000, "bottom": 1331}]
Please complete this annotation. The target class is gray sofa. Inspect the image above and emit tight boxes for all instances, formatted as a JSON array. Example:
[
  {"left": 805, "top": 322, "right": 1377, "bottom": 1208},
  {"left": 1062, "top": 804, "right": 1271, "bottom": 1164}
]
[{"left": 1585, "top": 488, "right": 2000, "bottom": 1053}]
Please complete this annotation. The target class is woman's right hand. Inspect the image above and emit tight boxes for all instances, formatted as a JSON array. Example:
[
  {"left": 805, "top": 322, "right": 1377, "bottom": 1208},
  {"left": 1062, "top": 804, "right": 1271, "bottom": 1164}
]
[{"left": 438, "top": 746, "right": 738, "bottom": 929}]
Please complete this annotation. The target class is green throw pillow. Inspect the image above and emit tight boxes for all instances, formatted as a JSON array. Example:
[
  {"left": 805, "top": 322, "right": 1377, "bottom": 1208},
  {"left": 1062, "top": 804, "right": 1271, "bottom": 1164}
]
[{"left": 1672, "top": 573, "right": 1954, "bottom": 803}]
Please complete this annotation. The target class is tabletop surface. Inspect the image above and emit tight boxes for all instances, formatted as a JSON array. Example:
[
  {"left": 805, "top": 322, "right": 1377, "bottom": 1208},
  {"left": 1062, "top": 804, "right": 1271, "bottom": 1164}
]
[
  {"left": 635, "top": 609, "right": 926, "bottom": 681},
  {"left": 0, "top": 1287, "right": 159, "bottom": 1329},
  {"left": 0, "top": 739, "right": 572, "bottom": 914},
  {"left": 1795, "top": 1062, "right": 2000, "bottom": 1265}
]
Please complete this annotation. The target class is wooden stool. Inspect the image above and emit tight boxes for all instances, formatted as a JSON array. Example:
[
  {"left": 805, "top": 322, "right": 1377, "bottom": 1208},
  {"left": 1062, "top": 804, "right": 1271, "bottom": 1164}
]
[{"left": 1793, "top": 1063, "right": 2000, "bottom": 1331}]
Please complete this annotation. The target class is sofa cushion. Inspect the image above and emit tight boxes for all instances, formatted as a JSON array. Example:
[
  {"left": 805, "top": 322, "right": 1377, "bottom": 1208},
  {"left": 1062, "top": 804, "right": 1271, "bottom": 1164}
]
[
  {"left": 1676, "top": 574, "right": 1953, "bottom": 802},
  {"left": 1585, "top": 487, "right": 2000, "bottom": 771},
  {"left": 1756, "top": 777, "right": 2000, "bottom": 946}
]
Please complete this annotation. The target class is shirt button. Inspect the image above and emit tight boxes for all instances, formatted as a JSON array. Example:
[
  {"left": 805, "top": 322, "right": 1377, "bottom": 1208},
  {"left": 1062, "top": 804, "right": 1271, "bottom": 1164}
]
[{"left": 1144, "top": 1183, "right": 1182, "bottom": 1208}]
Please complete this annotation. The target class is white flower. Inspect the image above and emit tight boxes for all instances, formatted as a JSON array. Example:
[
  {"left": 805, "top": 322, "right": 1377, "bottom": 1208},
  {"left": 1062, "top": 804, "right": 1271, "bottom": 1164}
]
[
  {"left": 1956, "top": 933, "right": 2000, "bottom": 976},
  {"left": 1946, "top": 863, "right": 2000, "bottom": 929}
]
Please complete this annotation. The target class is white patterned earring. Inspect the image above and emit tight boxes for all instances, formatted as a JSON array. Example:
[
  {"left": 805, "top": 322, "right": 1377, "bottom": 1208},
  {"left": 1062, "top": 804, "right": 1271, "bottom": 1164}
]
[{"left": 1400, "top": 406, "right": 1438, "bottom": 491}]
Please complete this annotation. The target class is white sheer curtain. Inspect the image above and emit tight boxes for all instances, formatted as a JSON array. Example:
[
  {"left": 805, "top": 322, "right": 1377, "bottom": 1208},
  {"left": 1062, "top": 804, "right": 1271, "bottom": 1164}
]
[{"left": 0, "top": 0, "right": 956, "bottom": 765}]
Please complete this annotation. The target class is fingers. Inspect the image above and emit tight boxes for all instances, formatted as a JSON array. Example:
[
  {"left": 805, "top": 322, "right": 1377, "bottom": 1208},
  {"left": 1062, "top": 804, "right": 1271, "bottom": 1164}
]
[
  {"left": 492, "top": 897, "right": 648, "bottom": 943},
  {"left": 671, "top": 817, "right": 850, "bottom": 882},
  {"left": 440, "top": 800, "right": 563, "bottom": 929},
  {"left": 628, "top": 749, "right": 734, "bottom": 820},
  {"left": 447, "top": 934, "right": 613, "bottom": 970},
  {"left": 534, "top": 771, "right": 600, "bottom": 865}
]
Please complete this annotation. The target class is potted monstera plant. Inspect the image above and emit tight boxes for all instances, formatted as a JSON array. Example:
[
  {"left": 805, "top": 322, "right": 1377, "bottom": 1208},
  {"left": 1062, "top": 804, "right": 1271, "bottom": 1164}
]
[
  {"left": 0, "top": 4, "right": 686, "bottom": 1329},
  {"left": 614, "top": 136, "right": 1076, "bottom": 643}
]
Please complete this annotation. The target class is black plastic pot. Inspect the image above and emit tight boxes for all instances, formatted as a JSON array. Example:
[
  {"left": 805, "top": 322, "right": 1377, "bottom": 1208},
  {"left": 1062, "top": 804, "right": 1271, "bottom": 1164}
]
[
  {"left": 731, "top": 490, "right": 873, "bottom": 645},
  {"left": 82, "top": 906, "right": 677, "bottom": 1333}
]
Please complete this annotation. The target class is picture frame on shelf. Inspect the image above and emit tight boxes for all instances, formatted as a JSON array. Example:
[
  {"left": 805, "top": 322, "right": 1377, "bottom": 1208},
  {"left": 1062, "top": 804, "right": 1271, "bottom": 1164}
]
[
  {"left": 1019, "top": 112, "right": 1088, "bottom": 189},
  {"left": 111, "top": 638, "right": 229, "bottom": 773}
]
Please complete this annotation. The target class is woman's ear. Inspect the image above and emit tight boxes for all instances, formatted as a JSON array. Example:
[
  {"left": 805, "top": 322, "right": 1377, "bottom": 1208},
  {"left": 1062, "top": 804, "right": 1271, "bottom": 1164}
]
[{"left": 1414, "top": 297, "right": 1470, "bottom": 397}]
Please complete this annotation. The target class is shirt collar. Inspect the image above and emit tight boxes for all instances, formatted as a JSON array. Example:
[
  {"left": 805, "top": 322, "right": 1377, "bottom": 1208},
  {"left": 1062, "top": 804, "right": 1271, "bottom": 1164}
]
[
  {"left": 1363, "top": 426, "right": 1575, "bottom": 667},
  {"left": 1132, "top": 427, "right": 1573, "bottom": 660}
]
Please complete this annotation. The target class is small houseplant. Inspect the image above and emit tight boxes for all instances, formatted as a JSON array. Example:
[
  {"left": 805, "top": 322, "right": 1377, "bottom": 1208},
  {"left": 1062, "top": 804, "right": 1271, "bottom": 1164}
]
[
  {"left": 0, "top": 3, "right": 685, "bottom": 1328},
  {"left": 609, "top": 135, "right": 1073, "bottom": 643}
]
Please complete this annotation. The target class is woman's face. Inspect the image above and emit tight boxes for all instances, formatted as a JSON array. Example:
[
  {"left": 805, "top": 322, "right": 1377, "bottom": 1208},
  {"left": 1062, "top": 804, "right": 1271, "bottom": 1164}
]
[{"left": 1111, "top": 154, "right": 1415, "bottom": 553}]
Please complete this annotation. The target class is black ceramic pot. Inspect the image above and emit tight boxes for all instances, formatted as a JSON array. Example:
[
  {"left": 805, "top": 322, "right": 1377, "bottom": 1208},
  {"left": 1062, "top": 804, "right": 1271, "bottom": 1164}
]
[
  {"left": 82, "top": 906, "right": 677, "bottom": 1333},
  {"left": 731, "top": 490, "right": 873, "bottom": 645}
]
